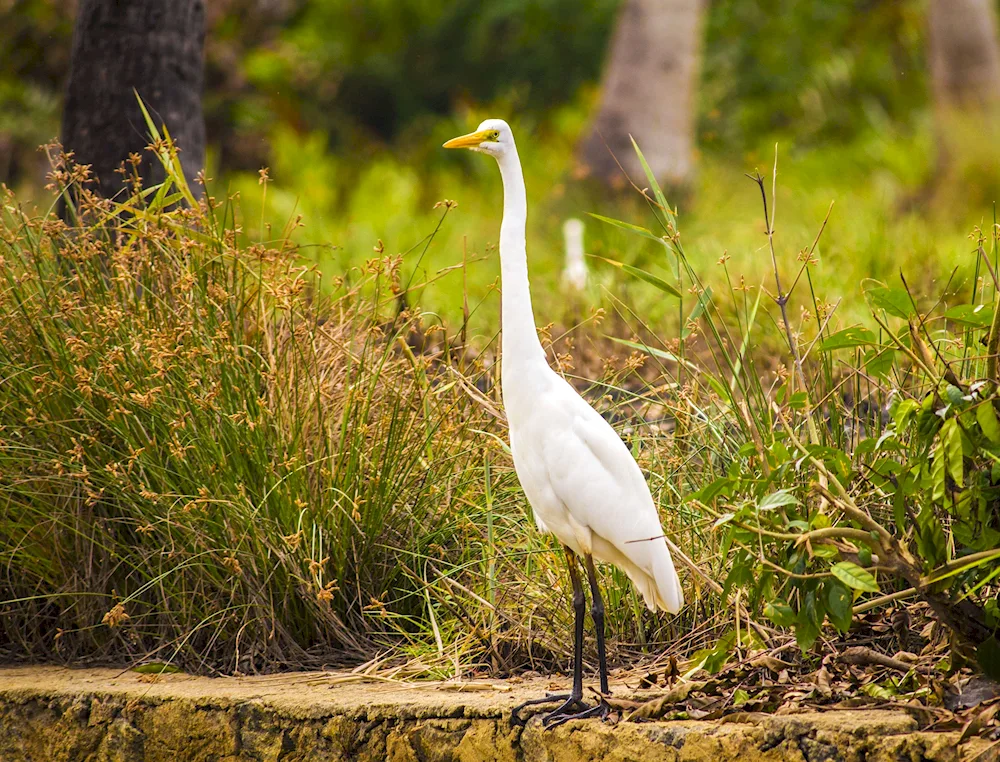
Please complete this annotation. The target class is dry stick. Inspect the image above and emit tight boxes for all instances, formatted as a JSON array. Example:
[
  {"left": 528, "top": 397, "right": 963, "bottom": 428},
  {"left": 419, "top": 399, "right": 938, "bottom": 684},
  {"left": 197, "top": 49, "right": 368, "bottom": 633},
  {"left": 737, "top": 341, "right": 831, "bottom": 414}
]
[
  {"left": 839, "top": 646, "right": 921, "bottom": 673},
  {"left": 853, "top": 587, "right": 918, "bottom": 615},
  {"left": 987, "top": 244, "right": 1000, "bottom": 387},
  {"left": 870, "top": 312, "right": 940, "bottom": 383},
  {"left": 900, "top": 272, "right": 965, "bottom": 391},
  {"left": 786, "top": 200, "right": 835, "bottom": 297},
  {"left": 800, "top": 297, "right": 843, "bottom": 361},
  {"left": 747, "top": 157, "right": 822, "bottom": 450}
]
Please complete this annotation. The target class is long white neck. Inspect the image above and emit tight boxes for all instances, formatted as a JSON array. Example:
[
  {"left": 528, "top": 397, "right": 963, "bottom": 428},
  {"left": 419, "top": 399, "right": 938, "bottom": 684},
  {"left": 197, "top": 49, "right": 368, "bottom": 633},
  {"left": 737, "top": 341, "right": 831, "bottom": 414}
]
[{"left": 496, "top": 149, "right": 545, "bottom": 377}]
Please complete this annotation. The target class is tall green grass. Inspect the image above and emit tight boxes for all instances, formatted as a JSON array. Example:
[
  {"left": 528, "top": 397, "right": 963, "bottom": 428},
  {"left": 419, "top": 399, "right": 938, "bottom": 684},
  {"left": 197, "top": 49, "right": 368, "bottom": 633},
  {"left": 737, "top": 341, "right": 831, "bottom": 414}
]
[
  {"left": 0, "top": 141, "right": 714, "bottom": 676},
  {"left": 4, "top": 118, "right": 999, "bottom": 680}
]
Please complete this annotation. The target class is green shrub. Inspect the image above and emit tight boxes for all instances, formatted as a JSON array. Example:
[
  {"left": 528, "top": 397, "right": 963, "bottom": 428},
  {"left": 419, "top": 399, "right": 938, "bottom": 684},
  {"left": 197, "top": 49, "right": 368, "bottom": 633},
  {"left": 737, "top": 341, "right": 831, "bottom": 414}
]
[{"left": 600, "top": 142, "right": 1000, "bottom": 676}]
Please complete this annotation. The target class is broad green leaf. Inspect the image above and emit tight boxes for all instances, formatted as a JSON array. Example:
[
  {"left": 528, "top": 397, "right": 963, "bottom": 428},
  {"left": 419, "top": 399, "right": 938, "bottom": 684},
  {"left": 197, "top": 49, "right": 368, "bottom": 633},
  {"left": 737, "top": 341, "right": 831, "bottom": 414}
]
[
  {"left": 733, "top": 688, "right": 750, "bottom": 706},
  {"left": 830, "top": 561, "right": 880, "bottom": 593},
  {"left": 691, "top": 476, "right": 733, "bottom": 503},
  {"left": 978, "top": 403, "right": 1000, "bottom": 444},
  {"left": 941, "top": 417, "right": 964, "bottom": 488},
  {"left": 796, "top": 591, "right": 822, "bottom": 651},
  {"left": 588, "top": 213, "right": 662, "bottom": 243},
  {"left": 758, "top": 489, "right": 799, "bottom": 511},
  {"left": 932, "top": 433, "right": 948, "bottom": 504},
  {"left": 825, "top": 579, "right": 853, "bottom": 633},
  {"left": 864, "top": 347, "right": 895, "bottom": 377},
  {"left": 764, "top": 601, "right": 796, "bottom": 628},
  {"left": 892, "top": 398, "right": 920, "bottom": 430},
  {"left": 944, "top": 303, "right": 993, "bottom": 328},
  {"left": 978, "top": 636, "right": 1000, "bottom": 682},
  {"left": 819, "top": 327, "right": 877, "bottom": 351},
  {"left": 858, "top": 545, "right": 873, "bottom": 567},
  {"left": 916, "top": 503, "right": 948, "bottom": 568},
  {"left": 864, "top": 285, "right": 912, "bottom": 319},
  {"left": 945, "top": 384, "right": 966, "bottom": 406},
  {"left": 862, "top": 682, "right": 897, "bottom": 699},
  {"left": 787, "top": 391, "right": 809, "bottom": 410}
]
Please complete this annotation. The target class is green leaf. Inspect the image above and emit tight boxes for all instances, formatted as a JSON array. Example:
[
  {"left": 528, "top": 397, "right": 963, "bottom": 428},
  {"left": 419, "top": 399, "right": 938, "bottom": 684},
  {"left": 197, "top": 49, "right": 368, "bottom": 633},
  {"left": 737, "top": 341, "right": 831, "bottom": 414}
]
[
  {"left": 825, "top": 579, "right": 853, "bottom": 633},
  {"left": 764, "top": 601, "right": 796, "bottom": 628},
  {"left": 977, "top": 636, "right": 1000, "bottom": 682},
  {"left": 864, "top": 285, "right": 912, "bottom": 319},
  {"left": 758, "top": 489, "right": 799, "bottom": 511},
  {"left": 796, "top": 591, "right": 822, "bottom": 651},
  {"left": 916, "top": 503, "right": 947, "bottom": 569},
  {"left": 712, "top": 512, "right": 735, "bottom": 529},
  {"left": 858, "top": 545, "right": 873, "bottom": 567},
  {"left": 622, "top": 263, "right": 682, "bottom": 297},
  {"left": 691, "top": 477, "right": 733, "bottom": 503},
  {"left": 864, "top": 347, "right": 895, "bottom": 378},
  {"left": 596, "top": 256, "right": 682, "bottom": 298},
  {"left": 892, "top": 398, "right": 920, "bottom": 430},
  {"left": 588, "top": 213, "right": 663, "bottom": 243},
  {"left": 812, "top": 545, "right": 839, "bottom": 559},
  {"left": 732, "top": 688, "right": 750, "bottom": 706},
  {"left": 978, "top": 403, "right": 1000, "bottom": 444},
  {"left": 945, "top": 385, "right": 966, "bottom": 406},
  {"left": 944, "top": 303, "right": 993, "bottom": 328},
  {"left": 629, "top": 137, "right": 674, "bottom": 227},
  {"left": 830, "top": 561, "right": 880, "bottom": 593},
  {"left": 941, "top": 417, "right": 964, "bottom": 488},
  {"left": 608, "top": 337, "right": 700, "bottom": 372},
  {"left": 819, "top": 327, "right": 877, "bottom": 352},
  {"left": 862, "top": 682, "right": 897, "bottom": 699}
]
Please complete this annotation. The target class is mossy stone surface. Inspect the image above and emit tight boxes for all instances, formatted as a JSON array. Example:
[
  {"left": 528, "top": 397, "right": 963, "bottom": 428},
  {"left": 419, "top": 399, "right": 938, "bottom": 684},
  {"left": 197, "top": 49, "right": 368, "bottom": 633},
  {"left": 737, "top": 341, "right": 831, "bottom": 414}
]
[{"left": 0, "top": 666, "right": 983, "bottom": 761}]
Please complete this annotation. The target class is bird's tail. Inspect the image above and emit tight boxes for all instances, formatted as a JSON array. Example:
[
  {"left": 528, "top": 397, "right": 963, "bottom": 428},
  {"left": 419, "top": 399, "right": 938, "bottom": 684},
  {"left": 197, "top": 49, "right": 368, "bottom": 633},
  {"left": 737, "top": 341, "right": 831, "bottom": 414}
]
[{"left": 650, "top": 538, "right": 683, "bottom": 614}]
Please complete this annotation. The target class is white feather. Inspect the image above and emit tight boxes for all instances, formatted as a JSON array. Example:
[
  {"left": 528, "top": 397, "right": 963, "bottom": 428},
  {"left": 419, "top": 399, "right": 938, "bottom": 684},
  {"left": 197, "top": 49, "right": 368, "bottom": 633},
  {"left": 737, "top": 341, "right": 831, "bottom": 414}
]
[{"left": 453, "top": 119, "right": 683, "bottom": 614}]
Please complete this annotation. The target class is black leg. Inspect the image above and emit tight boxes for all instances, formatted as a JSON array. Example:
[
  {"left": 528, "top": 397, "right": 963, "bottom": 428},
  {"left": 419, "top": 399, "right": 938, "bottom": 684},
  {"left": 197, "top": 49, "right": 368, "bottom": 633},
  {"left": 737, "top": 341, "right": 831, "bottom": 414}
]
[
  {"left": 584, "top": 554, "right": 610, "bottom": 696},
  {"left": 510, "top": 546, "right": 586, "bottom": 726},
  {"left": 541, "top": 555, "right": 614, "bottom": 730}
]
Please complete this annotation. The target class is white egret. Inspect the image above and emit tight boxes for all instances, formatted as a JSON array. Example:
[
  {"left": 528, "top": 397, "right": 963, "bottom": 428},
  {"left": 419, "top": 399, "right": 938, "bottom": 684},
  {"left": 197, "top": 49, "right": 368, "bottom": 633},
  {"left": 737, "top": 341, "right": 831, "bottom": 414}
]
[
  {"left": 444, "top": 120, "right": 683, "bottom": 727},
  {"left": 561, "top": 218, "right": 588, "bottom": 291}
]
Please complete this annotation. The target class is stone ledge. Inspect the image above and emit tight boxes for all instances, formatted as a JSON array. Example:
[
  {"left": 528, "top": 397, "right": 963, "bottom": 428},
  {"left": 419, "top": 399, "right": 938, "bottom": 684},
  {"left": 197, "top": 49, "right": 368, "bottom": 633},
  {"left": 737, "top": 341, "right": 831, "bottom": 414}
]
[{"left": 0, "top": 666, "right": 983, "bottom": 761}]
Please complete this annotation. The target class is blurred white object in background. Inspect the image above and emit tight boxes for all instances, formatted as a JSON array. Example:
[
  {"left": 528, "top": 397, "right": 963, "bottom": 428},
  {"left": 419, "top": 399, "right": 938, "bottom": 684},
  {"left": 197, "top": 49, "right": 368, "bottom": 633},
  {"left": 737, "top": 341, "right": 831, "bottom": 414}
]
[{"left": 561, "top": 218, "right": 587, "bottom": 291}]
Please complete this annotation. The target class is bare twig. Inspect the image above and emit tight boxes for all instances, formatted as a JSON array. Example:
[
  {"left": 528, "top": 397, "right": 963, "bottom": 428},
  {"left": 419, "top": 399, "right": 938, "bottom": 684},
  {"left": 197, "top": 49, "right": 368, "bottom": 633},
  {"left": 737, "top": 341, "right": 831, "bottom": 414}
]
[{"left": 839, "top": 646, "right": 921, "bottom": 673}]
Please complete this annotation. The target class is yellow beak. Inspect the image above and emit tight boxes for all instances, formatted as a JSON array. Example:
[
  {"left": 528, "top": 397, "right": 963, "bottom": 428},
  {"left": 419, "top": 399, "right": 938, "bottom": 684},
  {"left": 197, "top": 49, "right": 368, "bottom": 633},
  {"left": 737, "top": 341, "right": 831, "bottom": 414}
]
[{"left": 443, "top": 129, "right": 492, "bottom": 150}]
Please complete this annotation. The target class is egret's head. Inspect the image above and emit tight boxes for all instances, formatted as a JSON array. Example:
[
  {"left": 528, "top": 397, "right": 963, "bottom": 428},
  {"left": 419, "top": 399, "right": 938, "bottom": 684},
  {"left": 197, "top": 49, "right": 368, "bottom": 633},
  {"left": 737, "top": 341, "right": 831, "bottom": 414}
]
[{"left": 443, "top": 119, "right": 513, "bottom": 158}]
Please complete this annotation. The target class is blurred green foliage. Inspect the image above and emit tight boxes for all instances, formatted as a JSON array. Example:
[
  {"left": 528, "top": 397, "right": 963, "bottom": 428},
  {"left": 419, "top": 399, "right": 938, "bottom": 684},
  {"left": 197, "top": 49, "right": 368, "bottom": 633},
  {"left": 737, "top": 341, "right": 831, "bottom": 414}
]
[
  {"left": 702, "top": 0, "right": 928, "bottom": 147},
  {"left": 0, "top": 0, "right": 947, "bottom": 183}
]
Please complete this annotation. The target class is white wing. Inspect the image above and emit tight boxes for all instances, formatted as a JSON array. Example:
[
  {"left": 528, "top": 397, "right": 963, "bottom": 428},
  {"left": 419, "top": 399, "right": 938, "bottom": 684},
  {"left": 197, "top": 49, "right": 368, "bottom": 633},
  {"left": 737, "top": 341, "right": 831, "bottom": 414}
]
[{"left": 511, "top": 373, "right": 683, "bottom": 613}]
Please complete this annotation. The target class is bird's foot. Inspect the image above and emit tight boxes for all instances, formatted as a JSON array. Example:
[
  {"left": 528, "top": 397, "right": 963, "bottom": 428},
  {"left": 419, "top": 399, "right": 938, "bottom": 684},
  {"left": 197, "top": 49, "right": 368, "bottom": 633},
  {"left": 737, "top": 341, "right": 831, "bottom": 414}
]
[
  {"left": 509, "top": 692, "right": 580, "bottom": 727},
  {"left": 543, "top": 695, "right": 613, "bottom": 729},
  {"left": 510, "top": 692, "right": 613, "bottom": 729}
]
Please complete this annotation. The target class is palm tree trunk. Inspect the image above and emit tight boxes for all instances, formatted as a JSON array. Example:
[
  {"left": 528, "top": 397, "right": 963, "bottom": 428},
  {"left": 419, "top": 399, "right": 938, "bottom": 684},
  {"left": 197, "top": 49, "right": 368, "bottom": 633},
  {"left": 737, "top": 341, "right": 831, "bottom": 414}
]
[
  {"left": 577, "top": 0, "right": 706, "bottom": 192},
  {"left": 61, "top": 0, "right": 206, "bottom": 205}
]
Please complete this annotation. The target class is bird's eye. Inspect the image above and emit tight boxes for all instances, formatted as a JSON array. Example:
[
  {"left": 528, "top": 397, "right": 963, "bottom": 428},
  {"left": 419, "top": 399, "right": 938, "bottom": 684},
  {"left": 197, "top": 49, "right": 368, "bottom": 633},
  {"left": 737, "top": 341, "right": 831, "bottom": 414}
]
[{"left": 490, "top": 131, "right": 500, "bottom": 140}]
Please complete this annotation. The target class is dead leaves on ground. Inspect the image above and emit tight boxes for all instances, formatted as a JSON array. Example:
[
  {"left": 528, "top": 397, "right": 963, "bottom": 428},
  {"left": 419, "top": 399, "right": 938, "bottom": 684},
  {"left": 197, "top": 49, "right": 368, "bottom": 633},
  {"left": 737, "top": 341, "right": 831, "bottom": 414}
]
[{"left": 613, "top": 603, "right": 1000, "bottom": 746}]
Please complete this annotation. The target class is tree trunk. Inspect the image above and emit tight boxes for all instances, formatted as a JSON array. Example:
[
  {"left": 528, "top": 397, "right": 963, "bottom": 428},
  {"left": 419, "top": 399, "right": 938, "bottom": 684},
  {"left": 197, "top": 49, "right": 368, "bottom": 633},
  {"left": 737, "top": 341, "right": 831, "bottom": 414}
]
[
  {"left": 577, "top": 0, "right": 706, "bottom": 192},
  {"left": 61, "top": 0, "right": 206, "bottom": 204},
  {"left": 928, "top": 0, "right": 1000, "bottom": 111}
]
